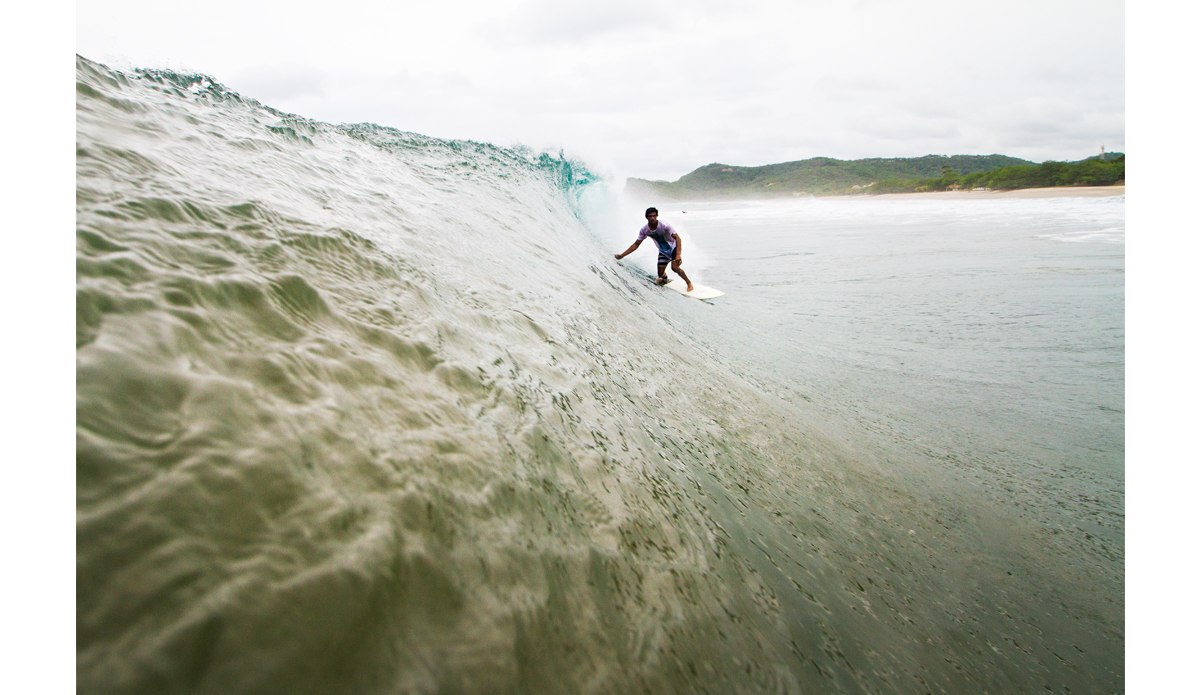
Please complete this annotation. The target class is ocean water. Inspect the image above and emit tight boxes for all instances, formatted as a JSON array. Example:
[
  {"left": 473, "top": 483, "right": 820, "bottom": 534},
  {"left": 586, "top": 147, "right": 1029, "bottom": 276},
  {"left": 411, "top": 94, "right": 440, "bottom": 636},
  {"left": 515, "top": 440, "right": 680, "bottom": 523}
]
[
  {"left": 77, "top": 55, "right": 1123, "bottom": 695},
  {"left": 640, "top": 197, "right": 1124, "bottom": 564}
]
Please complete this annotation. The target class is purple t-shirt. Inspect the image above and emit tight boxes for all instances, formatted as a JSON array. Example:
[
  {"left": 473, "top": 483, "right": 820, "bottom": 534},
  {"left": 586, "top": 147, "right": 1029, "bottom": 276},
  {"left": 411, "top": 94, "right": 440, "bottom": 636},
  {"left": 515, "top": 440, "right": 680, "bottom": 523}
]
[{"left": 637, "top": 221, "right": 677, "bottom": 256}]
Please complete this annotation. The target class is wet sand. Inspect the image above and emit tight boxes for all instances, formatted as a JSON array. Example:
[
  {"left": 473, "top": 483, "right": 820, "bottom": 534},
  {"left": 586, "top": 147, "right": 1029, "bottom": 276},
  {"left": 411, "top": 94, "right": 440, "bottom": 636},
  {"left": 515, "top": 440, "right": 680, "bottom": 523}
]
[{"left": 865, "top": 185, "right": 1124, "bottom": 200}]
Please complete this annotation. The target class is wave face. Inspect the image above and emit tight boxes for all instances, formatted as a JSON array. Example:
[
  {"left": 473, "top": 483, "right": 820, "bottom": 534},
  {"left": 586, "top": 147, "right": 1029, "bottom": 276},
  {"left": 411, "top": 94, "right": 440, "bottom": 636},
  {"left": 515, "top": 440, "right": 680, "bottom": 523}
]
[{"left": 77, "top": 56, "right": 1121, "bottom": 695}]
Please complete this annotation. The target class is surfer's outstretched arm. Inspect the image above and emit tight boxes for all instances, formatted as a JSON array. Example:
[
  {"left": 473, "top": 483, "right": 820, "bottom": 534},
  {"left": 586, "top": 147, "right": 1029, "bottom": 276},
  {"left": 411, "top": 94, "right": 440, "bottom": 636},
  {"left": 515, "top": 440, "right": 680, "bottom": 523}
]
[{"left": 615, "top": 239, "right": 643, "bottom": 260}]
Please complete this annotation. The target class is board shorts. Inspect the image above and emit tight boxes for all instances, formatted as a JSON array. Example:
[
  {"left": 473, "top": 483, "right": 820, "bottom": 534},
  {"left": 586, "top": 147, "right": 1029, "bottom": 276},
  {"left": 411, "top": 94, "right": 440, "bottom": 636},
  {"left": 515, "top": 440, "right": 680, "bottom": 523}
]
[{"left": 658, "top": 250, "right": 677, "bottom": 266}]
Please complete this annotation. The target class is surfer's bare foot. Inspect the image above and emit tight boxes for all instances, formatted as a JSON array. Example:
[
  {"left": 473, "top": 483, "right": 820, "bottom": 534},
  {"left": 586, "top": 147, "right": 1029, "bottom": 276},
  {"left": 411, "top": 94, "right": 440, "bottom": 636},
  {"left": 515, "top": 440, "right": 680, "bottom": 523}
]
[
  {"left": 655, "top": 276, "right": 669, "bottom": 285},
  {"left": 686, "top": 282, "right": 695, "bottom": 292}
]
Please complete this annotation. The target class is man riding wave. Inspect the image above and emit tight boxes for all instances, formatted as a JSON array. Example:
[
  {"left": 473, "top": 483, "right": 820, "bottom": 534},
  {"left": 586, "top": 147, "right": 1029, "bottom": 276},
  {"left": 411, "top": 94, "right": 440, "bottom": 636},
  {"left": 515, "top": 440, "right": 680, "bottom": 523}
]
[{"left": 614, "top": 207, "right": 694, "bottom": 292}]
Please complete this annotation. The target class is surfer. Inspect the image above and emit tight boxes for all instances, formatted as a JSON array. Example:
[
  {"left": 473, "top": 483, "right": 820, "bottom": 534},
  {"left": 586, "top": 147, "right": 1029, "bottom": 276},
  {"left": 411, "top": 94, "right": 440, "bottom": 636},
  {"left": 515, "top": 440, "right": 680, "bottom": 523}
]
[{"left": 614, "top": 207, "right": 694, "bottom": 292}]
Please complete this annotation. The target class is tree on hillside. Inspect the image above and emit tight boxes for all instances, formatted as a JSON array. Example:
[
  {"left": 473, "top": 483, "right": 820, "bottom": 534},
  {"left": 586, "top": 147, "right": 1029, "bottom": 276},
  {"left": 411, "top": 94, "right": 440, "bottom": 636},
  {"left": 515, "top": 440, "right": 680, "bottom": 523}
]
[{"left": 940, "top": 166, "right": 960, "bottom": 190}]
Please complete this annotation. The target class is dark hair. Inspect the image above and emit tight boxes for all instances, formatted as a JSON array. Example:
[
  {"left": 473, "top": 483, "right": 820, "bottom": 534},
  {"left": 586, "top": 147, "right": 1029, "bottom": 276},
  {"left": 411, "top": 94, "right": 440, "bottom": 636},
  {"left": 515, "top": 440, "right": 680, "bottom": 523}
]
[{"left": 645, "top": 207, "right": 658, "bottom": 216}]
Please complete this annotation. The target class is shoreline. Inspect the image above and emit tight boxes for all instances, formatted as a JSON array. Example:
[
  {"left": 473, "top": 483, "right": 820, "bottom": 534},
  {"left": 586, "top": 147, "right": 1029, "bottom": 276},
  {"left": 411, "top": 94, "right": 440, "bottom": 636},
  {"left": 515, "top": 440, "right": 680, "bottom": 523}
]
[
  {"left": 858, "top": 185, "right": 1124, "bottom": 200},
  {"left": 639, "top": 185, "right": 1125, "bottom": 204}
]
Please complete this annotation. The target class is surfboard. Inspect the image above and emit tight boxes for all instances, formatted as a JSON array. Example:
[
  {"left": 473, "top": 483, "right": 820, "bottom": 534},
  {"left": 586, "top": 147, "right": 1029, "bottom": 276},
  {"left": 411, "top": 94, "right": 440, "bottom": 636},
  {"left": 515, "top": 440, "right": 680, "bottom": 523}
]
[{"left": 662, "top": 278, "right": 725, "bottom": 299}]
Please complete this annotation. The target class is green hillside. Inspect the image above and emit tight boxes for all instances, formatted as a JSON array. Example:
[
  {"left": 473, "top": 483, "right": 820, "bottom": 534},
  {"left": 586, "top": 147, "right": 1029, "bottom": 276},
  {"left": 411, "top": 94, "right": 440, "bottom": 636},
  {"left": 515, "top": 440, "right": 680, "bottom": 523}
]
[
  {"left": 866, "top": 153, "right": 1124, "bottom": 194},
  {"left": 626, "top": 154, "right": 1044, "bottom": 198}
]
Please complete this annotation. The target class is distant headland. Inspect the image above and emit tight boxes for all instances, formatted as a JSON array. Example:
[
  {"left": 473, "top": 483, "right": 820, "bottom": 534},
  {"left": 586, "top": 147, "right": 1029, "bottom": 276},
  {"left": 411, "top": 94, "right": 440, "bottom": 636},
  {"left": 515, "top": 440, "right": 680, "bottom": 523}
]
[{"left": 626, "top": 153, "right": 1125, "bottom": 199}]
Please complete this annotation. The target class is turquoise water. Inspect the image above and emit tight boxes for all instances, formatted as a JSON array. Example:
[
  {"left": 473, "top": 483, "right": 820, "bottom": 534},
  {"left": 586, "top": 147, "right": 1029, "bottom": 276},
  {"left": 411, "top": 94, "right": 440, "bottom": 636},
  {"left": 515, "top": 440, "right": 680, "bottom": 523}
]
[{"left": 77, "top": 55, "right": 1123, "bottom": 694}]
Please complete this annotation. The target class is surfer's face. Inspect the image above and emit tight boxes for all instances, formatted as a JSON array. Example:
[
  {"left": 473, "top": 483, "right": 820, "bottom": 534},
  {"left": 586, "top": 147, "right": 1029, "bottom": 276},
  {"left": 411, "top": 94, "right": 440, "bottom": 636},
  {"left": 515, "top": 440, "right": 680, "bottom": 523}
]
[{"left": 646, "top": 211, "right": 658, "bottom": 228}]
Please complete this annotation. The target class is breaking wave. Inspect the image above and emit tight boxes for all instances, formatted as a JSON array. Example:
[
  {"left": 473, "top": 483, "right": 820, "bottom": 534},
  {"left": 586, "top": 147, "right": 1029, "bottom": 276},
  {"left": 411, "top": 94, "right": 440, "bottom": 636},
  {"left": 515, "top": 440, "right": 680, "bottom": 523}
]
[{"left": 76, "top": 55, "right": 1122, "bottom": 694}]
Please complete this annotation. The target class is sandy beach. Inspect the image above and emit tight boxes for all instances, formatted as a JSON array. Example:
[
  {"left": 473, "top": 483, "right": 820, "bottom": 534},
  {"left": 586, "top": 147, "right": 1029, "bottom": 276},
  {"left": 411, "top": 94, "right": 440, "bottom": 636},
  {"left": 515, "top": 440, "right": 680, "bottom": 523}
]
[{"left": 866, "top": 185, "right": 1124, "bottom": 200}]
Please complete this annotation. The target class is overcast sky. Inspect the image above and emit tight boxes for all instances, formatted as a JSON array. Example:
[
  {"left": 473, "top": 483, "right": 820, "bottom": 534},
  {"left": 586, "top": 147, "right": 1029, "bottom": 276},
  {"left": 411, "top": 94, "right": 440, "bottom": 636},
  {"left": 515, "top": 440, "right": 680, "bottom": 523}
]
[{"left": 77, "top": 0, "right": 1124, "bottom": 182}]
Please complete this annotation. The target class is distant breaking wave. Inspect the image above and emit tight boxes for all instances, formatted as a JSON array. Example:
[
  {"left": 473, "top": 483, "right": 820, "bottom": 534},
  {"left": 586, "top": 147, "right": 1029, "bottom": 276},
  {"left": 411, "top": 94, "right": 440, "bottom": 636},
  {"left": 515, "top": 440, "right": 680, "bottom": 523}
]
[{"left": 76, "top": 55, "right": 1122, "bottom": 695}]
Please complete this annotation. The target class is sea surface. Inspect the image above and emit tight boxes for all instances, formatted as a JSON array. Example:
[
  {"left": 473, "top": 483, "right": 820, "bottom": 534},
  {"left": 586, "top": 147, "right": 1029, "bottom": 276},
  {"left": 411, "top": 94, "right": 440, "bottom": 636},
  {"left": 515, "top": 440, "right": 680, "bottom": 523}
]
[
  {"left": 639, "top": 196, "right": 1124, "bottom": 565},
  {"left": 77, "top": 55, "right": 1124, "bottom": 694}
]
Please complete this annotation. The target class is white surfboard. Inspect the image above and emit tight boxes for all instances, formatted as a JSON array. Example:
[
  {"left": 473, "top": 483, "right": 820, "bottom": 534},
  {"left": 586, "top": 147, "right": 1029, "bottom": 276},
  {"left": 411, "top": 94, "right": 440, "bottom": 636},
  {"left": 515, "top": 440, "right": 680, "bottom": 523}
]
[{"left": 663, "top": 279, "right": 725, "bottom": 299}]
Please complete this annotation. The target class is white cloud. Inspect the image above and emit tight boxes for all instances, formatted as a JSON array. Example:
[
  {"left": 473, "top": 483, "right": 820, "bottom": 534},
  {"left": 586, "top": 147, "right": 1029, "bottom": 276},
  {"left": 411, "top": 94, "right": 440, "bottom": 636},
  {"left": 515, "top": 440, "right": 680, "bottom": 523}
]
[
  {"left": 76, "top": 0, "right": 1125, "bottom": 182},
  {"left": 477, "top": 0, "right": 677, "bottom": 47},
  {"left": 227, "top": 63, "right": 327, "bottom": 102}
]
